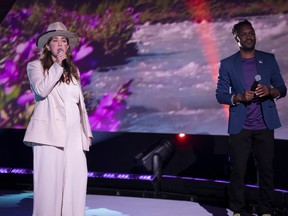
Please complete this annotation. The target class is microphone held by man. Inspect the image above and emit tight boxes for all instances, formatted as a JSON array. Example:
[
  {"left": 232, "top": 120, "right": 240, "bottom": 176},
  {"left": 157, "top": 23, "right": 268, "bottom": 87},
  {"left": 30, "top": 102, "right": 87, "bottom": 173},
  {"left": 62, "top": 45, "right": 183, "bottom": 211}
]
[{"left": 250, "top": 74, "right": 261, "bottom": 91}]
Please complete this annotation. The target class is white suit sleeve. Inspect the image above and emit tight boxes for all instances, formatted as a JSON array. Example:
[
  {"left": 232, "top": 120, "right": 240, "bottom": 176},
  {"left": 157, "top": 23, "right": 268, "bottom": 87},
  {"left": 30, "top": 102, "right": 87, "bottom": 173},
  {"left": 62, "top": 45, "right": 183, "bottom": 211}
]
[{"left": 27, "top": 60, "right": 63, "bottom": 99}]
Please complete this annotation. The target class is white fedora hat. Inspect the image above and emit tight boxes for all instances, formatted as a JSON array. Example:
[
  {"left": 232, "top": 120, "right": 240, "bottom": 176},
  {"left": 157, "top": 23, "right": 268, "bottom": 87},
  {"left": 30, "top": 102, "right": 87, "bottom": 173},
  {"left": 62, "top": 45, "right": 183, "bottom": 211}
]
[{"left": 36, "top": 22, "right": 80, "bottom": 50}]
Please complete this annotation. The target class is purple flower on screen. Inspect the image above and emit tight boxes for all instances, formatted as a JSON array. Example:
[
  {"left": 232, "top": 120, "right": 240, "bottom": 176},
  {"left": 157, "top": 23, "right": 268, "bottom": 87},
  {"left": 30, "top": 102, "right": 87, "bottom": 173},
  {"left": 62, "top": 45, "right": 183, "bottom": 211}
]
[
  {"left": 88, "top": 79, "right": 133, "bottom": 131},
  {"left": 89, "top": 94, "right": 122, "bottom": 132},
  {"left": 73, "top": 39, "right": 94, "bottom": 61},
  {"left": 73, "top": 39, "right": 99, "bottom": 72},
  {"left": 133, "top": 13, "right": 140, "bottom": 24},
  {"left": 89, "top": 16, "right": 101, "bottom": 29},
  {"left": 80, "top": 70, "right": 93, "bottom": 86},
  {"left": 126, "top": 7, "right": 134, "bottom": 15},
  {"left": 18, "top": 8, "right": 32, "bottom": 20},
  {"left": 15, "top": 40, "right": 35, "bottom": 63},
  {"left": 3, "top": 85, "right": 16, "bottom": 95},
  {"left": 17, "top": 90, "right": 34, "bottom": 105},
  {"left": 0, "top": 60, "right": 18, "bottom": 85},
  {"left": 105, "top": 8, "right": 111, "bottom": 16}
]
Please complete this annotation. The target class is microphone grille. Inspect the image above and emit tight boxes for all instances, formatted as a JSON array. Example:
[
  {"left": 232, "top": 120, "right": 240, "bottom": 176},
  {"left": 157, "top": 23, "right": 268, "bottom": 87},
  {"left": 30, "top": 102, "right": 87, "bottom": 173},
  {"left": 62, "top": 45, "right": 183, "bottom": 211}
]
[
  {"left": 57, "top": 48, "right": 64, "bottom": 53},
  {"left": 255, "top": 75, "right": 261, "bottom": 82}
]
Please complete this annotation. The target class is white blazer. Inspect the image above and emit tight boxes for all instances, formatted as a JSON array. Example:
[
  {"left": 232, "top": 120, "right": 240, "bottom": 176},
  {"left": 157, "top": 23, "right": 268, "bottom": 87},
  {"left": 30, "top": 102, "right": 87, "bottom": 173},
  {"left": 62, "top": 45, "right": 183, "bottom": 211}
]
[{"left": 23, "top": 60, "right": 93, "bottom": 151}]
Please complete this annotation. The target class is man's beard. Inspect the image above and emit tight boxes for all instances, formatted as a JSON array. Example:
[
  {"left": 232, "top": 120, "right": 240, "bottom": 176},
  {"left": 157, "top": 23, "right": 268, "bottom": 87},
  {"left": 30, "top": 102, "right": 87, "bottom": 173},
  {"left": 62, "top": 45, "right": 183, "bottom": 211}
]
[{"left": 241, "top": 45, "right": 255, "bottom": 51}]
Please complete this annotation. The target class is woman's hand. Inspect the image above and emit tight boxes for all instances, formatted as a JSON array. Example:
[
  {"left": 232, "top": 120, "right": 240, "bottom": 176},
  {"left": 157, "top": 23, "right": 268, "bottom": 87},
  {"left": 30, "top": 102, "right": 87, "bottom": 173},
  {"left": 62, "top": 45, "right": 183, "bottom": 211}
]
[
  {"left": 55, "top": 49, "right": 67, "bottom": 66},
  {"left": 89, "top": 137, "right": 93, "bottom": 146}
]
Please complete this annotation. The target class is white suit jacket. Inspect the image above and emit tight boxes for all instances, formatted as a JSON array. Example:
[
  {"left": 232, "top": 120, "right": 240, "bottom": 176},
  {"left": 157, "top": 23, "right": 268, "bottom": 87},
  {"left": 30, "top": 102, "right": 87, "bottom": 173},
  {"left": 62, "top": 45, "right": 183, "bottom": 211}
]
[{"left": 23, "top": 60, "right": 93, "bottom": 151}]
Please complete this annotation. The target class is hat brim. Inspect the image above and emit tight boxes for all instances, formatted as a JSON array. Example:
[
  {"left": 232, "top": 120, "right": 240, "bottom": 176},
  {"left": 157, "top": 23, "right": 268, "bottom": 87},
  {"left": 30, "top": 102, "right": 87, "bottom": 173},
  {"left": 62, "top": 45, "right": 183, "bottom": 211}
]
[{"left": 36, "top": 30, "right": 80, "bottom": 50}]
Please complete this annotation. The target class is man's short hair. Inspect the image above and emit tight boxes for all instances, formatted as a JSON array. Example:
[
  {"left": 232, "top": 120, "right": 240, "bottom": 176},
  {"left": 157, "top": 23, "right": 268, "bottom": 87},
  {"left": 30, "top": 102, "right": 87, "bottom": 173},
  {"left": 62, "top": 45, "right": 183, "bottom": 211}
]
[{"left": 232, "top": 19, "right": 254, "bottom": 36}]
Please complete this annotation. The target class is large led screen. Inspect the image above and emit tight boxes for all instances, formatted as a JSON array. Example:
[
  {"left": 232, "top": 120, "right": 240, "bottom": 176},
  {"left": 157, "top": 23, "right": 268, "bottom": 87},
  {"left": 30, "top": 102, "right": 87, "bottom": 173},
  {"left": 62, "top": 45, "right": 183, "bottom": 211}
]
[{"left": 0, "top": 0, "right": 287, "bottom": 139}]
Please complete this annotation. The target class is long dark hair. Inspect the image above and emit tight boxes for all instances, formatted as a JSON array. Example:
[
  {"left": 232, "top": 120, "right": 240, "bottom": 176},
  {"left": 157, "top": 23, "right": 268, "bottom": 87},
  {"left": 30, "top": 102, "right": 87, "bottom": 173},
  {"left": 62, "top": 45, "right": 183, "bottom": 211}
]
[{"left": 40, "top": 37, "right": 80, "bottom": 84}]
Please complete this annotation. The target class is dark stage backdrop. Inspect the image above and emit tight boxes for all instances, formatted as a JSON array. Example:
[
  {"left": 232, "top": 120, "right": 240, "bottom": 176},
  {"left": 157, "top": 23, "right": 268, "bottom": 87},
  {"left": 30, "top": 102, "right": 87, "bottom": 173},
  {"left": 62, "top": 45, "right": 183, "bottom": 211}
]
[
  {"left": 0, "top": 129, "right": 288, "bottom": 190},
  {"left": 0, "top": 0, "right": 288, "bottom": 139}
]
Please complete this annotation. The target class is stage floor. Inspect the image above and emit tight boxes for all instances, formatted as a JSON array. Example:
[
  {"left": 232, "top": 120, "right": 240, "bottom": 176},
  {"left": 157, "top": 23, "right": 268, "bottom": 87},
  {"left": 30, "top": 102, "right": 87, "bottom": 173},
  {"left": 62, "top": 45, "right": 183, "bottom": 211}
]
[{"left": 0, "top": 189, "right": 259, "bottom": 216}]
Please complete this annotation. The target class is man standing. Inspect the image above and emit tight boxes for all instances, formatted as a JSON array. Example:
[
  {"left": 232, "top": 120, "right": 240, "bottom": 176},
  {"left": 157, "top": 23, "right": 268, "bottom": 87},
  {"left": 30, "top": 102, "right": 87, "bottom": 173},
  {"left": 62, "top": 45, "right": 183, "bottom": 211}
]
[{"left": 216, "top": 19, "right": 287, "bottom": 216}]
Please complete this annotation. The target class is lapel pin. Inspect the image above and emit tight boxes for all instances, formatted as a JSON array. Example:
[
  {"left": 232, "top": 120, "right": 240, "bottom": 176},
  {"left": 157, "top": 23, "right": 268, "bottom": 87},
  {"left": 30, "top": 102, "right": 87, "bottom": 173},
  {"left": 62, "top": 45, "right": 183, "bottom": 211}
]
[{"left": 259, "top": 60, "right": 263, "bottom": 64}]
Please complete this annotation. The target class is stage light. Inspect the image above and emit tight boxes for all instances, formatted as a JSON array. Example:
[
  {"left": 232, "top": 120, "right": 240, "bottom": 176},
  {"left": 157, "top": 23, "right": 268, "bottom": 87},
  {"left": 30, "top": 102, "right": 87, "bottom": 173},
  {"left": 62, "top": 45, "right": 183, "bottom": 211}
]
[
  {"left": 134, "top": 138, "right": 175, "bottom": 196},
  {"left": 175, "top": 133, "right": 190, "bottom": 148},
  {"left": 178, "top": 133, "right": 186, "bottom": 138}
]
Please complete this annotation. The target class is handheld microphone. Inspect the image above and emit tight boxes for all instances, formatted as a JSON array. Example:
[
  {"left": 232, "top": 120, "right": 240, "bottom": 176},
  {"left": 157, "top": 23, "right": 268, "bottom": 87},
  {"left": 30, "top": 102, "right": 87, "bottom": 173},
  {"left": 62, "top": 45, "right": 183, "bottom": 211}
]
[
  {"left": 57, "top": 48, "right": 70, "bottom": 72},
  {"left": 250, "top": 75, "right": 261, "bottom": 91}
]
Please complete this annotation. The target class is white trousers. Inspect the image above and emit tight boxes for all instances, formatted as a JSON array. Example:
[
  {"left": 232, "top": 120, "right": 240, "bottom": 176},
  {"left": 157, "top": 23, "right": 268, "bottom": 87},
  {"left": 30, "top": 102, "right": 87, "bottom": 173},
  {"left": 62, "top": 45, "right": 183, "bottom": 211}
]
[{"left": 32, "top": 143, "right": 87, "bottom": 216}]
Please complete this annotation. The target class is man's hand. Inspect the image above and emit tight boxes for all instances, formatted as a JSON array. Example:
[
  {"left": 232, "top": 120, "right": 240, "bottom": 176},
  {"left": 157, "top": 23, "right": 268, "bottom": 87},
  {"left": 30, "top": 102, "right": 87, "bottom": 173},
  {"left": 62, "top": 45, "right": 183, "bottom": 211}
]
[
  {"left": 255, "top": 84, "right": 280, "bottom": 98},
  {"left": 255, "top": 84, "right": 269, "bottom": 97},
  {"left": 234, "top": 90, "right": 255, "bottom": 103}
]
